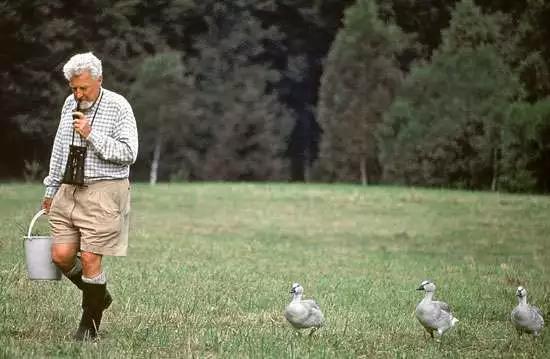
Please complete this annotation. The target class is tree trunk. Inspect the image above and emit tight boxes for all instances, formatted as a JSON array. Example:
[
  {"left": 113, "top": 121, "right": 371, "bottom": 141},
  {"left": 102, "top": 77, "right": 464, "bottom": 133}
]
[
  {"left": 303, "top": 147, "right": 310, "bottom": 183},
  {"left": 150, "top": 107, "right": 166, "bottom": 185},
  {"left": 360, "top": 156, "right": 367, "bottom": 186},
  {"left": 491, "top": 146, "right": 498, "bottom": 192},
  {"left": 150, "top": 130, "right": 162, "bottom": 185}
]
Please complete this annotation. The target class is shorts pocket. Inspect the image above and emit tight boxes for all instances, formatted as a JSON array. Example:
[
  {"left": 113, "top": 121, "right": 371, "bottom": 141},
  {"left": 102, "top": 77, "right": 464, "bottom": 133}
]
[
  {"left": 98, "top": 191, "right": 121, "bottom": 216},
  {"left": 50, "top": 185, "right": 71, "bottom": 219},
  {"left": 87, "top": 190, "right": 122, "bottom": 238}
]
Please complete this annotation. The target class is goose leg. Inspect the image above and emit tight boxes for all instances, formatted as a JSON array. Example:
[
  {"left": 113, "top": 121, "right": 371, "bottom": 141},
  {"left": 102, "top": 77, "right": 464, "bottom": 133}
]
[{"left": 427, "top": 329, "right": 434, "bottom": 339}]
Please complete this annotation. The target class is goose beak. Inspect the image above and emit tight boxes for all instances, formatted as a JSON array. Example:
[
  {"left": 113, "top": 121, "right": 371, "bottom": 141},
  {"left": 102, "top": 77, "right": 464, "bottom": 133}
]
[{"left": 416, "top": 286, "right": 424, "bottom": 291}]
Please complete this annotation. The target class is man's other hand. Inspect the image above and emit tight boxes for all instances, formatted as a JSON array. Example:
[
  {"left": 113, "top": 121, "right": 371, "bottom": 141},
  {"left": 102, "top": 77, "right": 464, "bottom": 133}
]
[{"left": 42, "top": 197, "right": 53, "bottom": 214}]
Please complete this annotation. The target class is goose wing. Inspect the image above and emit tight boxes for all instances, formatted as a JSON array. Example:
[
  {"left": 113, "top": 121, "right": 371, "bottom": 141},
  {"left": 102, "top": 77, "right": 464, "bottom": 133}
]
[
  {"left": 434, "top": 300, "right": 451, "bottom": 313},
  {"left": 303, "top": 299, "right": 322, "bottom": 311},
  {"left": 531, "top": 305, "right": 543, "bottom": 318},
  {"left": 301, "top": 299, "right": 325, "bottom": 327},
  {"left": 416, "top": 300, "right": 455, "bottom": 330},
  {"left": 530, "top": 305, "right": 545, "bottom": 328},
  {"left": 512, "top": 305, "right": 545, "bottom": 333}
]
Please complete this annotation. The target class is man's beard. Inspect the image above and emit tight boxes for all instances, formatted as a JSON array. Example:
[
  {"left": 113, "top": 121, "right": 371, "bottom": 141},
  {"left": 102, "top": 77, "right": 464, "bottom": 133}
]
[{"left": 79, "top": 100, "right": 94, "bottom": 110}]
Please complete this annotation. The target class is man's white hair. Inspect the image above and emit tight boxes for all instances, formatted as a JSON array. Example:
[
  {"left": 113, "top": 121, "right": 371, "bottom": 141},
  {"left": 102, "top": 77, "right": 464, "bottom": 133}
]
[{"left": 62, "top": 52, "right": 102, "bottom": 81}]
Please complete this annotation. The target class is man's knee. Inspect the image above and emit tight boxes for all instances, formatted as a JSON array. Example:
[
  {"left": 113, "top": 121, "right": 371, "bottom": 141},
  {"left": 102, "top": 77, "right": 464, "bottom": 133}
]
[{"left": 51, "top": 244, "right": 77, "bottom": 271}]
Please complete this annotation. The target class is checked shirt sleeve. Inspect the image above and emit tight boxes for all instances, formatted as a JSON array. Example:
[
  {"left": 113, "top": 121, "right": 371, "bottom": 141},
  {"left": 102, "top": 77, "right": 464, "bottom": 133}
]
[{"left": 86, "top": 100, "right": 138, "bottom": 165}]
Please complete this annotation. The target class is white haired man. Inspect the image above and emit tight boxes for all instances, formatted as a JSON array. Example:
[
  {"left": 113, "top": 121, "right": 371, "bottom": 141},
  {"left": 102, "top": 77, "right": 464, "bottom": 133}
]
[{"left": 42, "top": 52, "right": 138, "bottom": 340}]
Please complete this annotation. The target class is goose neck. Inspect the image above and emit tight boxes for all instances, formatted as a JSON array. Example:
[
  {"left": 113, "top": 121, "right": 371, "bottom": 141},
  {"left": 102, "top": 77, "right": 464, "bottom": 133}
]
[{"left": 424, "top": 291, "right": 434, "bottom": 301}]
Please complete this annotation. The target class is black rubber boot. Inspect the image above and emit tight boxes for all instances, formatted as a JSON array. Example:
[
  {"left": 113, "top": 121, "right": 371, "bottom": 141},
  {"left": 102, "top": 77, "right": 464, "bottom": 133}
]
[
  {"left": 73, "top": 283, "right": 108, "bottom": 341},
  {"left": 66, "top": 270, "right": 112, "bottom": 310}
]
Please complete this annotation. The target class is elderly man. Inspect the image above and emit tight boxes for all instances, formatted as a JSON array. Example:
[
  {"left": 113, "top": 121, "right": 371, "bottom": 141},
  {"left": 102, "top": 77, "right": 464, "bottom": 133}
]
[{"left": 42, "top": 52, "right": 138, "bottom": 340}]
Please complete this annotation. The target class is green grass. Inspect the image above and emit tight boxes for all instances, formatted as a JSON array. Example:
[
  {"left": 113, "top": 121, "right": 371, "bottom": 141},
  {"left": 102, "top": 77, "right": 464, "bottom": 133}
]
[{"left": 0, "top": 182, "right": 549, "bottom": 358}]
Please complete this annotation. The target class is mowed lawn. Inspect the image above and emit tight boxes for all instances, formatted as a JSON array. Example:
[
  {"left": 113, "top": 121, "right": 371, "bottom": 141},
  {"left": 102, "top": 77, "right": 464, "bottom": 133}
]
[{"left": 0, "top": 182, "right": 549, "bottom": 358}]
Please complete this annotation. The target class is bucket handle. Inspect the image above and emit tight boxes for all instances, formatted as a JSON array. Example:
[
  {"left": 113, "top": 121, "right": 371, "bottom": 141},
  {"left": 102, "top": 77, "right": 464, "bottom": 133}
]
[{"left": 27, "top": 209, "right": 46, "bottom": 238}]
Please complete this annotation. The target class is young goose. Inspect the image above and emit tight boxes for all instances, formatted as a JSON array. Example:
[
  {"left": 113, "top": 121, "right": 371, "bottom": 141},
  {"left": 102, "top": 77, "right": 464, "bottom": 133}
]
[
  {"left": 415, "top": 280, "right": 458, "bottom": 338},
  {"left": 284, "top": 282, "right": 325, "bottom": 335},
  {"left": 511, "top": 286, "right": 544, "bottom": 337}
]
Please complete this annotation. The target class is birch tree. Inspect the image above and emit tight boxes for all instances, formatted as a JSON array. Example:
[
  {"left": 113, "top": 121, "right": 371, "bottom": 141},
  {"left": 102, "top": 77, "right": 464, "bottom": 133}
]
[{"left": 130, "top": 52, "right": 187, "bottom": 184}]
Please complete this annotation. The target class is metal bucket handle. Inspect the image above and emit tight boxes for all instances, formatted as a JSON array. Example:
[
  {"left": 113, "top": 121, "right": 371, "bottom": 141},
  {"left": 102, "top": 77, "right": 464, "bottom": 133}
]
[{"left": 27, "top": 209, "right": 46, "bottom": 238}]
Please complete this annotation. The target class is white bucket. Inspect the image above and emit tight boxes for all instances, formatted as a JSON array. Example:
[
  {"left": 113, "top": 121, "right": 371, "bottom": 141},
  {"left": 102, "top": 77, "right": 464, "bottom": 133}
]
[{"left": 23, "top": 209, "right": 62, "bottom": 280}]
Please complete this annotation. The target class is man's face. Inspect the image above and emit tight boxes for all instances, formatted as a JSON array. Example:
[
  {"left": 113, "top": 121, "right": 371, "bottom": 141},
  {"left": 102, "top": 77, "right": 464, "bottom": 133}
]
[{"left": 69, "top": 71, "right": 102, "bottom": 109}]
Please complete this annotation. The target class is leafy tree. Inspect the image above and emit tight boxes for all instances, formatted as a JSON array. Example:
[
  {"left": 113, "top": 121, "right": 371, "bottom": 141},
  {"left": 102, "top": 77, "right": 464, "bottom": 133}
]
[
  {"left": 475, "top": 0, "right": 550, "bottom": 101},
  {"left": 378, "top": 0, "right": 523, "bottom": 189},
  {"left": 315, "top": 0, "right": 407, "bottom": 184},
  {"left": 170, "top": 3, "right": 294, "bottom": 181},
  {"left": 129, "top": 52, "right": 187, "bottom": 184},
  {"left": 500, "top": 100, "right": 550, "bottom": 192}
]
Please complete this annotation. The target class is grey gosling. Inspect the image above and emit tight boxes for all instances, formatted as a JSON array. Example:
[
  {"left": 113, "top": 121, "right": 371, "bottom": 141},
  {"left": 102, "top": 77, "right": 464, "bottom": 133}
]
[
  {"left": 511, "top": 286, "right": 544, "bottom": 337},
  {"left": 284, "top": 282, "right": 325, "bottom": 335},
  {"left": 415, "top": 280, "right": 459, "bottom": 339}
]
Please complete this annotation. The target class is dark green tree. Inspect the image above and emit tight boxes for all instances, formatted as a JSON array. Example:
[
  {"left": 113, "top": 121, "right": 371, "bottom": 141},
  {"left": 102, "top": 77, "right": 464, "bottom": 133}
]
[
  {"left": 378, "top": 0, "right": 522, "bottom": 189},
  {"left": 475, "top": 0, "right": 550, "bottom": 101},
  {"left": 170, "top": 3, "right": 294, "bottom": 181},
  {"left": 500, "top": 100, "right": 550, "bottom": 192},
  {"left": 379, "top": 49, "right": 520, "bottom": 188},
  {"left": 315, "top": 0, "right": 407, "bottom": 184}
]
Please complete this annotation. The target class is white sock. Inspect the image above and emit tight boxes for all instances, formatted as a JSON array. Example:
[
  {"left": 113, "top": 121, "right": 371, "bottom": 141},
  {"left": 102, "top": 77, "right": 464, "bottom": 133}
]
[{"left": 82, "top": 271, "right": 107, "bottom": 284}]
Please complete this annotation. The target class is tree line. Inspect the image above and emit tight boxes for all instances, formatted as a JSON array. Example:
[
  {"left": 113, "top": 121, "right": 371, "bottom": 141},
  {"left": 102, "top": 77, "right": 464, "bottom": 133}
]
[
  {"left": 1, "top": 0, "right": 549, "bottom": 192},
  {"left": 318, "top": 0, "right": 550, "bottom": 192}
]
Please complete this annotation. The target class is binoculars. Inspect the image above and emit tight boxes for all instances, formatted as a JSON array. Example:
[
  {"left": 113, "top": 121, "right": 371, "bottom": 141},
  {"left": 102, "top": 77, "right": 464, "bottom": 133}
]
[
  {"left": 62, "top": 144, "right": 87, "bottom": 186},
  {"left": 62, "top": 104, "right": 87, "bottom": 186}
]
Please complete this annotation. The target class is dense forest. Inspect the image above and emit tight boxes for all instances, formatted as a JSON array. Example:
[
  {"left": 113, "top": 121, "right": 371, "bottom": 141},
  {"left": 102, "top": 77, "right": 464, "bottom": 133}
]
[{"left": 1, "top": 0, "right": 549, "bottom": 192}]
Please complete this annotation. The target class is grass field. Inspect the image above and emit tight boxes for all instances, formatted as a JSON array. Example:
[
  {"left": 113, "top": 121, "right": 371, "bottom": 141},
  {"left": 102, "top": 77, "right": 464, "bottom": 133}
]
[{"left": 0, "top": 182, "right": 549, "bottom": 358}]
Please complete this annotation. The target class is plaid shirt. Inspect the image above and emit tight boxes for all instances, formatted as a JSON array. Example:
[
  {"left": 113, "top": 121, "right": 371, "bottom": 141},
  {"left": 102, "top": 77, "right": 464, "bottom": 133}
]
[{"left": 43, "top": 88, "right": 138, "bottom": 198}]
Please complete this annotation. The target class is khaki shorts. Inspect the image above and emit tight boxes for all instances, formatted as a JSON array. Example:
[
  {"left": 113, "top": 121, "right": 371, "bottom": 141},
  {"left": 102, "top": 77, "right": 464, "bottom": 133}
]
[{"left": 49, "top": 179, "right": 131, "bottom": 256}]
